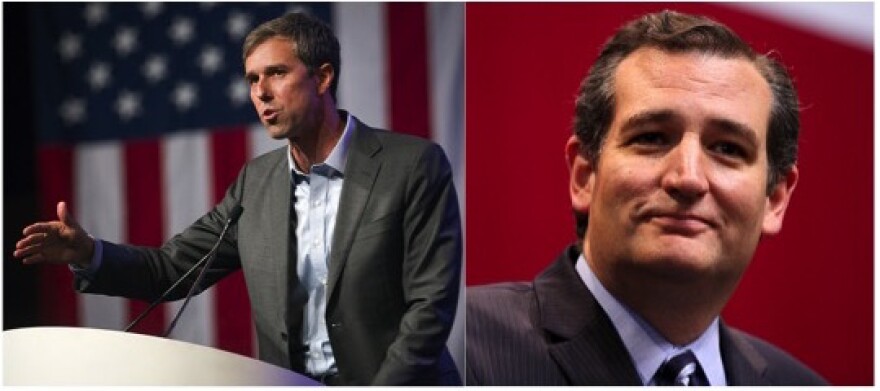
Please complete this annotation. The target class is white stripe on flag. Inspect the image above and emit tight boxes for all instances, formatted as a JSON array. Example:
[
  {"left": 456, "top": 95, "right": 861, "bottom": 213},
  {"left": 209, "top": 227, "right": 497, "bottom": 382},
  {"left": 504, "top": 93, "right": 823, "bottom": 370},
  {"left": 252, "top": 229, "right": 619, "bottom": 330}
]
[
  {"left": 249, "top": 124, "right": 287, "bottom": 158},
  {"left": 427, "top": 2, "right": 465, "bottom": 199},
  {"left": 730, "top": 3, "right": 873, "bottom": 51},
  {"left": 334, "top": 3, "right": 389, "bottom": 129},
  {"left": 427, "top": 2, "right": 466, "bottom": 377},
  {"left": 75, "top": 141, "right": 127, "bottom": 330},
  {"left": 162, "top": 130, "right": 216, "bottom": 347}
]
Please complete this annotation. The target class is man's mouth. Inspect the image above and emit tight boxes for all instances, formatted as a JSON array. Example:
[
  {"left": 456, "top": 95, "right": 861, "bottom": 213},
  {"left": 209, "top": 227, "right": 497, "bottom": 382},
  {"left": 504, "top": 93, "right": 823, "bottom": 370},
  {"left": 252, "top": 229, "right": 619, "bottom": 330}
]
[
  {"left": 644, "top": 212, "right": 715, "bottom": 235},
  {"left": 262, "top": 108, "right": 279, "bottom": 122}
]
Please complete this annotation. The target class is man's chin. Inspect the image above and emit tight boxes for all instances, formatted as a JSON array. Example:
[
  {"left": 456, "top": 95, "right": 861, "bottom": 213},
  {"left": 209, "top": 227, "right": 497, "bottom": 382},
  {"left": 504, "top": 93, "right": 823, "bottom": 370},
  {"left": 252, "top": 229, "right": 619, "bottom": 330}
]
[
  {"left": 264, "top": 125, "right": 290, "bottom": 140},
  {"left": 628, "top": 247, "right": 721, "bottom": 282}
]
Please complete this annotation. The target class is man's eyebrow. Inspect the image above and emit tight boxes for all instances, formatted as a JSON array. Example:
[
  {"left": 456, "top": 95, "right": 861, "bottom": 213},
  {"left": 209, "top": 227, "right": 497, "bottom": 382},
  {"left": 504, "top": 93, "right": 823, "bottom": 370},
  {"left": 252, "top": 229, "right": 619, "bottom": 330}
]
[
  {"left": 264, "top": 64, "right": 288, "bottom": 73},
  {"left": 619, "top": 109, "right": 678, "bottom": 131},
  {"left": 707, "top": 118, "right": 759, "bottom": 146},
  {"left": 620, "top": 109, "right": 760, "bottom": 146},
  {"left": 243, "top": 64, "right": 289, "bottom": 78}
]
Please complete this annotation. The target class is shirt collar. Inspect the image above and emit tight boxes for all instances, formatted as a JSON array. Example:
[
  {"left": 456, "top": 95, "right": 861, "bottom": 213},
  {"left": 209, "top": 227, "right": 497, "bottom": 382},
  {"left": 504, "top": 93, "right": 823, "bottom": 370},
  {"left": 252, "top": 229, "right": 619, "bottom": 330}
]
[
  {"left": 574, "top": 254, "right": 727, "bottom": 386},
  {"left": 288, "top": 112, "right": 356, "bottom": 177}
]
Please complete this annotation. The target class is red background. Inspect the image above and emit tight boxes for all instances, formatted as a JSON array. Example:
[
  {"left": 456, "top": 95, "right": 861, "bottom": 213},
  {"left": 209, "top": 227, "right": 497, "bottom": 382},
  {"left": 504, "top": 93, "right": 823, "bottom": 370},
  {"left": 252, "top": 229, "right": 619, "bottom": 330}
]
[{"left": 465, "top": 3, "right": 872, "bottom": 385}]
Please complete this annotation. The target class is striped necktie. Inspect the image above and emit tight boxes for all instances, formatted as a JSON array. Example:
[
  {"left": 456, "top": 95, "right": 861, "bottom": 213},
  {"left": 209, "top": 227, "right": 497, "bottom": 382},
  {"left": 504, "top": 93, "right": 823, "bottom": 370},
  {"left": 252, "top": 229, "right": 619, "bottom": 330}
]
[{"left": 654, "top": 350, "right": 709, "bottom": 386}]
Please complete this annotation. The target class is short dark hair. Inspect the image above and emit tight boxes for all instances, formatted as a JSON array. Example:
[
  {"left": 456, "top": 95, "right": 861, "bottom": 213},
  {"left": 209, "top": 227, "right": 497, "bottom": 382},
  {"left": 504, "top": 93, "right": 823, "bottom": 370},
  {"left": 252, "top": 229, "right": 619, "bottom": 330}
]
[
  {"left": 573, "top": 10, "right": 800, "bottom": 239},
  {"left": 243, "top": 12, "right": 341, "bottom": 101}
]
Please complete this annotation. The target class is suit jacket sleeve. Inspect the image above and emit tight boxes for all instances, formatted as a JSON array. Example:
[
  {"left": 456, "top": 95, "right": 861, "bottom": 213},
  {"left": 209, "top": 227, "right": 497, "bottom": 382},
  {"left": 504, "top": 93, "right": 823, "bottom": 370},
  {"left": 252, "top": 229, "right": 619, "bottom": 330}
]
[
  {"left": 371, "top": 143, "right": 462, "bottom": 385},
  {"left": 74, "top": 165, "right": 248, "bottom": 301}
]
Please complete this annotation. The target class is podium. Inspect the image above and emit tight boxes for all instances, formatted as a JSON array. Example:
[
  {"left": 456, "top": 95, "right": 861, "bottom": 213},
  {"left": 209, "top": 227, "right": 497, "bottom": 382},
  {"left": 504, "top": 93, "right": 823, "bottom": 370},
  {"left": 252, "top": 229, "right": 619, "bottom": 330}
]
[{"left": 3, "top": 327, "right": 320, "bottom": 386}]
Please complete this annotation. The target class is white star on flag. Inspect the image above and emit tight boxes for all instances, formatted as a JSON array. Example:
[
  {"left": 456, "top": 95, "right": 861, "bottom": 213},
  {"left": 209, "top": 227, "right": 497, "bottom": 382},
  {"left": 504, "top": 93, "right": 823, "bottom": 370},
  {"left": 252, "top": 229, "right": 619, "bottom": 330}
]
[
  {"left": 141, "top": 3, "right": 163, "bottom": 19},
  {"left": 113, "top": 27, "right": 139, "bottom": 56},
  {"left": 226, "top": 11, "right": 252, "bottom": 41},
  {"left": 172, "top": 82, "right": 198, "bottom": 111},
  {"left": 198, "top": 46, "right": 223, "bottom": 75},
  {"left": 87, "top": 62, "right": 112, "bottom": 91},
  {"left": 84, "top": 3, "right": 107, "bottom": 27},
  {"left": 115, "top": 90, "right": 142, "bottom": 121},
  {"left": 227, "top": 77, "right": 250, "bottom": 106},
  {"left": 58, "top": 32, "right": 82, "bottom": 62},
  {"left": 143, "top": 55, "right": 168, "bottom": 83},
  {"left": 169, "top": 17, "right": 195, "bottom": 45},
  {"left": 59, "top": 97, "right": 87, "bottom": 125}
]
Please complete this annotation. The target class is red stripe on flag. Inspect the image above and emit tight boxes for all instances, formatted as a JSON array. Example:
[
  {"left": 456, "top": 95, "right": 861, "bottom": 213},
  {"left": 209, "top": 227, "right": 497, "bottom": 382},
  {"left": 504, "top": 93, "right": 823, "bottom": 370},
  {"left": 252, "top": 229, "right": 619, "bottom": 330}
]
[
  {"left": 36, "top": 145, "right": 79, "bottom": 326},
  {"left": 210, "top": 127, "right": 254, "bottom": 357},
  {"left": 123, "top": 139, "right": 167, "bottom": 335},
  {"left": 387, "top": 3, "right": 432, "bottom": 138}
]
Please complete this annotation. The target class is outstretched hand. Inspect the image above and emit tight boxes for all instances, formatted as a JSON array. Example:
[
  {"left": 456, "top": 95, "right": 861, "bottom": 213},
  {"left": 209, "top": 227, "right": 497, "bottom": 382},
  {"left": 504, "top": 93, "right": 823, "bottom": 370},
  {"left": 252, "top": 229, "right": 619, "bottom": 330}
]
[{"left": 14, "top": 201, "right": 94, "bottom": 267}]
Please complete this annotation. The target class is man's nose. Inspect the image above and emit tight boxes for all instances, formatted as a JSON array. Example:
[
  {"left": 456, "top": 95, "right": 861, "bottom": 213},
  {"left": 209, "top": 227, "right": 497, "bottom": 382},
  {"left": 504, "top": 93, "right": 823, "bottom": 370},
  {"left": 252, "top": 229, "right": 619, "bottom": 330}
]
[
  {"left": 252, "top": 78, "right": 272, "bottom": 102},
  {"left": 661, "top": 136, "right": 709, "bottom": 202}
]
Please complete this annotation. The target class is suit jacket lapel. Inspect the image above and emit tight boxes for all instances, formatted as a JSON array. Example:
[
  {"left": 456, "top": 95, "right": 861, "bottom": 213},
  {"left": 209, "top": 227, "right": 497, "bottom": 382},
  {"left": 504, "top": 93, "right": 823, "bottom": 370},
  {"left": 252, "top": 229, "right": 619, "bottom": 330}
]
[
  {"left": 266, "top": 152, "right": 301, "bottom": 328},
  {"left": 535, "top": 246, "right": 773, "bottom": 386},
  {"left": 720, "top": 322, "right": 770, "bottom": 385},
  {"left": 539, "top": 246, "right": 642, "bottom": 385},
  {"left": 327, "top": 120, "right": 382, "bottom": 299},
  {"left": 263, "top": 150, "right": 301, "bottom": 328}
]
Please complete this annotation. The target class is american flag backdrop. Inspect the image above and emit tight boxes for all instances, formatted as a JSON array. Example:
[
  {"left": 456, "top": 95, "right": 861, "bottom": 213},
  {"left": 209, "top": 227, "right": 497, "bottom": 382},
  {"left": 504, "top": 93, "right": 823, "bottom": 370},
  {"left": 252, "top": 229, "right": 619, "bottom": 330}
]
[{"left": 28, "top": 2, "right": 464, "bottom": 373}]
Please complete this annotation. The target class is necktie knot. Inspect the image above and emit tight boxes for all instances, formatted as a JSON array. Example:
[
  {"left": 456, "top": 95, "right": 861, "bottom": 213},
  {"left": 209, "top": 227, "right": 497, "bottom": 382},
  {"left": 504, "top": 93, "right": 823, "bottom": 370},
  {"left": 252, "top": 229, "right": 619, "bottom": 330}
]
[{"left": 654, "top": 350, "right": 708, "bottom": 386}]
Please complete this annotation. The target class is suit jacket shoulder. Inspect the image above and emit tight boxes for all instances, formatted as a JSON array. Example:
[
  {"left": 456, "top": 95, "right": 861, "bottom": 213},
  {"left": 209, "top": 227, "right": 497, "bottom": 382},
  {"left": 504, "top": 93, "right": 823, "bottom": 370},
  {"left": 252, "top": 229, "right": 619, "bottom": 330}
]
[
  {"left": 247, "top": 145, "right": 288, "bottom": 171},
  {"left": 351, "top": 122, "right": 451, "bottom": 177},
  {"left": 721, "top": 324, "right": 828, "bottom": 385},
  {"left": 466, "top": 245, "right": 640, "bottom": 386},
  {"left": 467, "top": 281, "right": 568, "bottom": 385}
]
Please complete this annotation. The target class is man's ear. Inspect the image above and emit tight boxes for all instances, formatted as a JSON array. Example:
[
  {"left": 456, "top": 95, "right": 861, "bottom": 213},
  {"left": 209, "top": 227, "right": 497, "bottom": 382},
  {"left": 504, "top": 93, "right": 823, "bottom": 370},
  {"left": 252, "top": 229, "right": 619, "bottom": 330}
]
[
  {"left": 762, "top": 165, "right": 799, "bottom": 235},
  {"left": 315, "top": 63, "right": 334, "bottom": 96},
  {"left": 566, "top": 135, "right": 594, "bottom": 216}
]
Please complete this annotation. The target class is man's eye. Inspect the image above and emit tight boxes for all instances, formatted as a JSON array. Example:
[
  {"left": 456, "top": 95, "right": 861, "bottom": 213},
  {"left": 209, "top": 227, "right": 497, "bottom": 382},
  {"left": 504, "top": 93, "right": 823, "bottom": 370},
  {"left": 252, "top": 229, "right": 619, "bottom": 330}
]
[
  {"left": 630, "top": 132, "right": 667, "bottom": 146},
  {"left": 711, "top": 142, "right": 746, "bottom": 158}
]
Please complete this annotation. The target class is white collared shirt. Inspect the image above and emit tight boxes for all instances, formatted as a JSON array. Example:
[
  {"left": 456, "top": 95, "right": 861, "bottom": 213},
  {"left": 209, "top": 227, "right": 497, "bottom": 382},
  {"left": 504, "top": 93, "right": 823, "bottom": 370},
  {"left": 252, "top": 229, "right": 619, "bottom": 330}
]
[
  {"left": 287, "top": 112, "right": 355, "bottom": 376},
  {"left": 575, "top": 254, "right": 728, "bottom": 386}
]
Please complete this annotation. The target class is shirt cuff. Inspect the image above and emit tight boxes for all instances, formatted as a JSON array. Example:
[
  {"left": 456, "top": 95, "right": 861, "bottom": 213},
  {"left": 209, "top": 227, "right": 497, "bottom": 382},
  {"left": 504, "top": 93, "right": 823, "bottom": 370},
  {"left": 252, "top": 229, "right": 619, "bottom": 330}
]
[{"left": 69, "top": 238, "right": 103, "bottom": 280}]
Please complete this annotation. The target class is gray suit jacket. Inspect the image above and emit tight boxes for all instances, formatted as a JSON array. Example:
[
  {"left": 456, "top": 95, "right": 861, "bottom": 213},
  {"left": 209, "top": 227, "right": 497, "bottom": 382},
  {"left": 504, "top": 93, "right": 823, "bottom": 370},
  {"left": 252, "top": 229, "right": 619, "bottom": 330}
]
[
  {"left": 466, "top": 245, "right": 828, "bottom": 386},
  {"left": 77, "top": 115, "right": 462, "bottom": 385}
]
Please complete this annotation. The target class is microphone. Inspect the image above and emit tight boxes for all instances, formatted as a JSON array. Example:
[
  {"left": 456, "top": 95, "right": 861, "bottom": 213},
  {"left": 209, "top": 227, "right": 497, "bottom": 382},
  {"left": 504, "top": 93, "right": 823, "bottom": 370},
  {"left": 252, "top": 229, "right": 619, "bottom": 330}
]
[{"left": 124, "top": 204, "right": 244, "bottom": 334}]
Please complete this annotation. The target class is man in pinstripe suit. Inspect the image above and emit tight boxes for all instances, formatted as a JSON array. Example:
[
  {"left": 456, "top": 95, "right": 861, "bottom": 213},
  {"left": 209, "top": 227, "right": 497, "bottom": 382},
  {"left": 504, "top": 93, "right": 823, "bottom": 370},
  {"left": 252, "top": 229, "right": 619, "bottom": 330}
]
[{"left": 466, "top": 10, "right": 825, "bottom": 386}]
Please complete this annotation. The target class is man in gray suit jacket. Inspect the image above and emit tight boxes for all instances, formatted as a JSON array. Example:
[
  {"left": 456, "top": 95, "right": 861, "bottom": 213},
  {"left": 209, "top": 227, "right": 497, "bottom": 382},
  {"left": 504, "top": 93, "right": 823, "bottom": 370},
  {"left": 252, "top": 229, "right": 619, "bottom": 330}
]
[
  {"left": 467, "top": 10, "right": 825, "bottom": 386},
  {"left": 15, "top": 13, "right": 461, "bottom": 386}
]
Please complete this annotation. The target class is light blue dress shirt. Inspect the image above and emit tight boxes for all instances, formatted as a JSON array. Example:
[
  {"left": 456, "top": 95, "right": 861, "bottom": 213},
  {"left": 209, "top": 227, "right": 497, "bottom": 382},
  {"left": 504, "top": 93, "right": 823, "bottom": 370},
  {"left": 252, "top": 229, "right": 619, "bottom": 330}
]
[
  {"left": 575, "top": 254, "right": 728, "bottom": 386},
  {"left": 287, "top": 113, "right": 355, "bottom": 376},
  {"left": 73, "top": 236, "right": 104, "bottom": 277}
]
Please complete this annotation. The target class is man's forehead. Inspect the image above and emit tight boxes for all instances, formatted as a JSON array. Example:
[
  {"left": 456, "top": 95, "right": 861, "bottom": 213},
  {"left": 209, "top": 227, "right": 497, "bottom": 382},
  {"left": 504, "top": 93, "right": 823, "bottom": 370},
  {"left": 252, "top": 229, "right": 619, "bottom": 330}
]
[
  {"left": 615, "top": 47, "right": 766, "bottom": 89},
  {"left": 244, "top": 37, "right": 299, "bottom": 72},
  {"left": 245, "top": 37, "right": 297, "bottom": 59},
  {"left": 610, "top": 47, "right": 772, "bottom": 133}
]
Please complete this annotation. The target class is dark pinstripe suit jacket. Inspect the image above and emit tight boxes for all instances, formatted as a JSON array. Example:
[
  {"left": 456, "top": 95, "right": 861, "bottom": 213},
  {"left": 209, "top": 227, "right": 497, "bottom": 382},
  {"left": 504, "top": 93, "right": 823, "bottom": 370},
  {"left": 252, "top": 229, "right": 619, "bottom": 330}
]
[{"left": 465, "top": 245, "right": 828, "bottom": 386}]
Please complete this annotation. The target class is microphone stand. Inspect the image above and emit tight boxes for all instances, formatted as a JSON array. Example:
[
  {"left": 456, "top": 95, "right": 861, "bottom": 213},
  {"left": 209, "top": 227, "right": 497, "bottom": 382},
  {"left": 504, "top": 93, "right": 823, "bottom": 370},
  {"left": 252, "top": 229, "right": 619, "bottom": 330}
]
[{"left": 124, "top": 205, "right": 243, "bottom": 335}]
